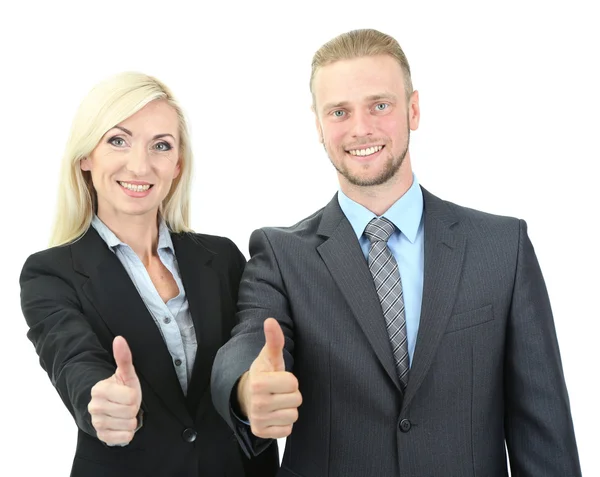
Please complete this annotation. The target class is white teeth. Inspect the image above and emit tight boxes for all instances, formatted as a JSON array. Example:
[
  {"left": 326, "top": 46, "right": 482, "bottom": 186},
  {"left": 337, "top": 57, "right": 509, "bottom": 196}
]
[
  {"left": 119, "top": 181, "right": 151, "bottom": 192},
  {"left": 348, "top": 145, "right": 383, "bottom": 156}
]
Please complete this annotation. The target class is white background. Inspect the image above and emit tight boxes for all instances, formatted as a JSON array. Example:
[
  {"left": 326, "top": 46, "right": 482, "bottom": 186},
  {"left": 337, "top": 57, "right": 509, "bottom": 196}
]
[{"left": 1, "top": 0, "right": 597, "bottom": 475}]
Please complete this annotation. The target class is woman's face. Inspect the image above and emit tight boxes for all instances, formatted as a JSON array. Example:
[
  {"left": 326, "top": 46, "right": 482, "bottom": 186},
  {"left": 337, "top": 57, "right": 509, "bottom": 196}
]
[{"left": 80, "top": 99, "right": 181, "bottom": 223}]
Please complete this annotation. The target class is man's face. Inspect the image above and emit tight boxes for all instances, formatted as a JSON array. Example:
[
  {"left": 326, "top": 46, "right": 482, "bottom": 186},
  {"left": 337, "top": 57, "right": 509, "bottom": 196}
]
[{"left": 313, "top": 55, "right": 420, "bottom": 188}]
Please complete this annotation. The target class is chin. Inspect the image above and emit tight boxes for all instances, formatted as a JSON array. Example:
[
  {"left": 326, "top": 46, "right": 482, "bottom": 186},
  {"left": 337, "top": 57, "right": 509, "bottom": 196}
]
[{"left": 115, "top": 205, "right": 158, "bottom": 217}]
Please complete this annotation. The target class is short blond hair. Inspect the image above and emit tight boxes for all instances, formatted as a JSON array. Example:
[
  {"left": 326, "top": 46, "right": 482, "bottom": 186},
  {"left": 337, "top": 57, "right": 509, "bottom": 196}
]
[
  {"left": 310, "top": 28, "right": 413, "bottom": 100},
  {"left": 50, "top": 72, "right": 194, "bottom": 247}
]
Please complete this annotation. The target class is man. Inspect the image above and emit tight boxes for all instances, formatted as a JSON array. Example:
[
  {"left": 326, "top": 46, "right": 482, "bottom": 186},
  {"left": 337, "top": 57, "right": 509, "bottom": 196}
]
[{"left": 211, "top": 29, "right": 581, "bottom": 476}]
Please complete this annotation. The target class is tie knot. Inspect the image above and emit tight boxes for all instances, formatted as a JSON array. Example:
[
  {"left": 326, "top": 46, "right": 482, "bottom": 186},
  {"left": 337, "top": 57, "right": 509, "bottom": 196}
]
[{"left": 364, "top": 217, "right": 395, "bottom": 243}]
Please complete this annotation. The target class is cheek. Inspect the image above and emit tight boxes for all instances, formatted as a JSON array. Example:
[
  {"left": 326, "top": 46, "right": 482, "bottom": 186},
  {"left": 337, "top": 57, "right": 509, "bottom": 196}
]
[
  {"left": 381, "top": 115, "right": 400, "bottom": 133},
  {"left": 88, "top": 152, "right": 124, "bottom": 178},
  {"left": 155, "top": 160, "right": 180, "bottom": 182},
  {"left": 323, "top": 124, "right": 347, "bottom": 148}
]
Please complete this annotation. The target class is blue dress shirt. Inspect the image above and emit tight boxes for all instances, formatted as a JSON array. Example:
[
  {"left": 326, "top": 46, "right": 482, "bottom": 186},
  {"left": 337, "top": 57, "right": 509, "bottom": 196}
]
[{"left": 337, "top": 177, "right": 424, "bottom": 365}]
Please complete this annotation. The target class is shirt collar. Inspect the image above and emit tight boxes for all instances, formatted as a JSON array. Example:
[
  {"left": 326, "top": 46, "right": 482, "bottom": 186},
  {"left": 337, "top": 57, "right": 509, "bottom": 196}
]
[
  {"left": 337, "top": 175, "right": 423, "bottom": 244},
  {"left": 91, "top": 215, "right": 174, "bottom": 252}
]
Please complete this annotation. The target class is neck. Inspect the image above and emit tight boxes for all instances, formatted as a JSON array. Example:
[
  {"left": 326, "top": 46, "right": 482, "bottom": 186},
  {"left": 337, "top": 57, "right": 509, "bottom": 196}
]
[
  {"left": 340, "top": 157, "right": 414, "bottom": 216},
  {"left": 97, "top": 209, "right": 160, "bottom": 265}
]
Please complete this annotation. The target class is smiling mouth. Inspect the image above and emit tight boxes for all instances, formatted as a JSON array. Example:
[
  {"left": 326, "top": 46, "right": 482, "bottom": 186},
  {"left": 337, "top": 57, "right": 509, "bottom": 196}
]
[
  {"left": 346, "top": 145, "right": 384, "bottom": 157},
  {"left": 118, "top": 181, "right": 154, "bottom": 192}
]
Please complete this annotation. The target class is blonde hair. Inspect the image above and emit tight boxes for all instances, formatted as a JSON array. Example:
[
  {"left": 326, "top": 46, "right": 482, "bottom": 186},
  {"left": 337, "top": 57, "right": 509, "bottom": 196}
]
[
  {"left": 310, "top": 28, "right": 413, "bottom": 100},
  {"left": 50, "top": 71, "right": 193, "bottom": 247}
]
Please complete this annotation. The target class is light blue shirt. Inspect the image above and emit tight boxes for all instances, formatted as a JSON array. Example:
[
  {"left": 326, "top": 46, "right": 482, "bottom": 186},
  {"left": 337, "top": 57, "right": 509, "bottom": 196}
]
[
  {"left": 91, "top": 216, "right": 196, "bottom": 395},
  {"left": 337, "top": 177, "right": 424, "bottom": 365}
]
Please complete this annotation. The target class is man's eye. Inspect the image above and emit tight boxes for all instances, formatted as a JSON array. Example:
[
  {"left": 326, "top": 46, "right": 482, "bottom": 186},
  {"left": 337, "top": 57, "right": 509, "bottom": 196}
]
[
  {"left": 375, "top": 103, "right": 388, "bottom": 111},
  {"left": 154, "top": 142, "right": 172, "bottom": 151},
  {"left": 108, "top": 137, "right": 126, "bottom": 147},
  {"left": 333, "top": 110, "right": 345, "bottom": 117}
]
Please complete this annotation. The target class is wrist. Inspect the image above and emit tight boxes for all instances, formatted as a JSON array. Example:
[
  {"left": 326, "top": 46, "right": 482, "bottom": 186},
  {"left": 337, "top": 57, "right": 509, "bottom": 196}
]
[{"left": 235, "top": 372, "right": 250, "bottom": 418}]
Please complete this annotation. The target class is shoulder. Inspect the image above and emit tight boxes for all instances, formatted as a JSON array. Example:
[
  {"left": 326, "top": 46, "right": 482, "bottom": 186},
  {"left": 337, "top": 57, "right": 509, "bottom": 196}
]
[
  {"left": 20, "top": 243, "right": 75, "bottom": 283},
  {"left": 422, "top": 189, "right": 529, "bottom": 266},
  {"left": 449, "top": 201, "right": 520, "bottom": 227},
  {"left": 171, "top": 232, "right": 246, "bottom": 276},
  {"left": 254, "top": 206, "right": 327, "bottom": 243},
  {"left": 173, "top": 231, "right": 243, "bottom": 257},
  {"left": 424, "top": 188, "right": 522, "bottom": 236}
]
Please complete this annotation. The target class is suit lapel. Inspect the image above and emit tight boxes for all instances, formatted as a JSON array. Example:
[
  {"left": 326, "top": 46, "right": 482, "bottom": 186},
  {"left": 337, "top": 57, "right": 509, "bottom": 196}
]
[
  {"left": 401, "top": 188, "right": 466, "bottom": 410},
  {"left": 317, "top": 195, "right": 403, "bottom": 393},
  {"left": 170, "top": 233, "right": 220, "bottom": 415},
  {"left": 72, "top": 228, "right": 191, "bottom": 426}
]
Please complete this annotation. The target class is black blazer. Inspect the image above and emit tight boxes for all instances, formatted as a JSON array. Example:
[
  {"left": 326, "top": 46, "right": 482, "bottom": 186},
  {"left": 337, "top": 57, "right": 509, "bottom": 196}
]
[{"left": 20, "top": 227, "right": 278, "bottom": 477}]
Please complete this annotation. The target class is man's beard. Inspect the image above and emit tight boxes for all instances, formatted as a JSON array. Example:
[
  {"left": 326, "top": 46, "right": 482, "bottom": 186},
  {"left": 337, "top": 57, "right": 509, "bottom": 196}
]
[{"left": 326, "top": 131, "right": 410, "bottom": 187}]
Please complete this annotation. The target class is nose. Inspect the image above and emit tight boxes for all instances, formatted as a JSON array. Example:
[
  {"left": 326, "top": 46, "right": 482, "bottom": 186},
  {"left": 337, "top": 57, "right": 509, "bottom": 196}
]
[
  {"left": 125, "top": 146, "right": 150, "bottom": 176},
  {"left": 351, "top": 110, "right": 375, "bottom": 138}
]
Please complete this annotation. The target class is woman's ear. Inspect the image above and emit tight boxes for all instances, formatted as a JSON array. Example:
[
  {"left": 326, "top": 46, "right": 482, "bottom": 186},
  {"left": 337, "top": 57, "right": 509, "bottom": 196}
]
[{"left": 80, "top": 157, "right": 92, "bottom": 171}]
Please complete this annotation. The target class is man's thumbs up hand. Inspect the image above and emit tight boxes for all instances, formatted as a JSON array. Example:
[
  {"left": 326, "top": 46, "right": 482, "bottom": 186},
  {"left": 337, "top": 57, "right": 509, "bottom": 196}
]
[{"left": 236, "top": 318, "right": 302, "bottom": 439}]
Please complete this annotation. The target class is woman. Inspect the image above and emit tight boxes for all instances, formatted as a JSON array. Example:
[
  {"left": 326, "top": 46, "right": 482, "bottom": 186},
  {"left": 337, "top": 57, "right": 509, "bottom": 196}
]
[{"left": 19, "top": 72, "right": 278, "bottom": 477}]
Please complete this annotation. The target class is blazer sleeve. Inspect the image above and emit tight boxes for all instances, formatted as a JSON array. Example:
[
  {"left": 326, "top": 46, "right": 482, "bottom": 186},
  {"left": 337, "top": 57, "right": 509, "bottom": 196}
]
[
  {"left": 211, "top": 228, "right": 294, "bottom": 457},
  {"left": 20, "top": 250, "right": 116, "bottom": 437},
  {"left": 504, "top": 220, "right": 581, "bottom": 476}
]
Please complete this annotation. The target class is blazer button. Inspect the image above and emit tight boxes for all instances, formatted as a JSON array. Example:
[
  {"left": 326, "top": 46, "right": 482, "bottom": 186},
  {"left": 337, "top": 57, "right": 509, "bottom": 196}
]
[
  {"left": 182, "top": 428, "right": 197, "bottom": 443},
  {"left": 399, "top": 419, "right": 412, "bottom": 433}
]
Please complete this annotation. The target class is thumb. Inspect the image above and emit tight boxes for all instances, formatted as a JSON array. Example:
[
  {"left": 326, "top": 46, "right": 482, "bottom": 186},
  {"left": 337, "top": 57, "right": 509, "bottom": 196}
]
[
  {"left": 260, "top": 318, "right": 286, "bottom": 372},
  {"left": 113, "top": 336, "right": 139, "bottom": 388}
]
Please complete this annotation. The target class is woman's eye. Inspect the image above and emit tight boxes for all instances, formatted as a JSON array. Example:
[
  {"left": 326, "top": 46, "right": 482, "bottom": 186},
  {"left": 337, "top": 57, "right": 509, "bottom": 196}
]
[
  {"left": 108, "top": 137, "right": 126, "bottom": 147},
  {"left": 154, "top": 142, "right": 172, "bottom": 151}
]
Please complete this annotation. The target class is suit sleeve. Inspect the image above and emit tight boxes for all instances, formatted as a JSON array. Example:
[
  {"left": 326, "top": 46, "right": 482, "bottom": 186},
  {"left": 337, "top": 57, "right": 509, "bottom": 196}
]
[
  {"left": 504, "top": 220, "right": 581, "bottom": 476},
  {"left": 20, "top": 251, "right": 115, "bottom": 437},
  {"left": 211, "top": 228, "right": 294, "bottom": 457}
]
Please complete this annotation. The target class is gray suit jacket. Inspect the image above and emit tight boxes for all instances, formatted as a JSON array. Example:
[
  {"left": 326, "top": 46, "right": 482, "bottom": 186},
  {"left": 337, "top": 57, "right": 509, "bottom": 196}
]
[{"left": 212, "top": 188, "right": 581, "bottom": 477}]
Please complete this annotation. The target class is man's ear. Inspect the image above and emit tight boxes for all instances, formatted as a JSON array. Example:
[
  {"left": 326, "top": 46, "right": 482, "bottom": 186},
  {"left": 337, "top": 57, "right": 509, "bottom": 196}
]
[{"left": 408, "top": 90, "right": 420, "bottom": 131}]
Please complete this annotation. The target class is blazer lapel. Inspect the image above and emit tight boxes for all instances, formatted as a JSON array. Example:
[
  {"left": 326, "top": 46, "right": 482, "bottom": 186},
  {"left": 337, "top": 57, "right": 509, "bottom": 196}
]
[
  {"left": 72, "top": 228, "right": 191, "bottom": 426},
  {"left": 170, "top": 233, "right": 220, "bottom": 415},
  {"left": 401, "top": 188, "right": 466, "bottom": 411},
  {"left": 317, "top": 195, "right": 403, "bottom": 393}
]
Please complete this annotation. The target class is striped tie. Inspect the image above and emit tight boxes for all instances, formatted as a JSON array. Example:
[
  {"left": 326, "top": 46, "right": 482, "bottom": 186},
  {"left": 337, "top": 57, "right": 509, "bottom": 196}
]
[{"left": 364, "top": 217, "right": 409, "bottom": 389}]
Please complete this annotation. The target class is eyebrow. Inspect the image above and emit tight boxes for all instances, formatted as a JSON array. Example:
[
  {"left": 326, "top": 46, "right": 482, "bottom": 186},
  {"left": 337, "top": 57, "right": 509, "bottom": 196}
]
[
  {"left": 322, "top": 93, "right": 397, "bottom": 112},
  {"left": 112, "top": 126, "right": 176, "bottom": 141},
  {"left": 114, "top": 126, "right": 133, "bottom": 136},
  {"left": 366, "top": 93, "right": 397, "bottom": 102}
]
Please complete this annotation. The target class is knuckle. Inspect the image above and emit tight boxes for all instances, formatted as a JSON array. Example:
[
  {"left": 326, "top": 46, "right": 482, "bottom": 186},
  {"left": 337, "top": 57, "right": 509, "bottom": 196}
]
[
  {"left": 289, "top": 375, "right": 300, "bottom": 390},
  {"left": 249, "top": 379, "right": 264, "bottom": 395},
  {"left": 127, "top": 418, "right": 138, "bottom": 431},
  {"left": 128, "top": 388, "right": 141, "bottom": 405},
  {"left": 91, "top": 416, "right": 104, "bottom": 430},
  {"left": 250, "top": 424, "right": 264, "bottom": 438},
  {"left": 252, "top": 396, "right": 268, "bottom": 413},
  {"left": 90, "top": 384, "right": 101, "bottom": 397},
  {"left": 249, "top": 412, "right": 265, "bottom": 425}
]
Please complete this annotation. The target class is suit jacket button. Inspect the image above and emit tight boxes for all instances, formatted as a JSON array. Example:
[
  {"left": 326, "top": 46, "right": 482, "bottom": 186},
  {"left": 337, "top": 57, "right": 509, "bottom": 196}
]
[
  {"left": 182, "top": 428, "right": 197, "bottom": 442},
  {"left": 399, "top": 419, "right": 411, "bottom": 432}
]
